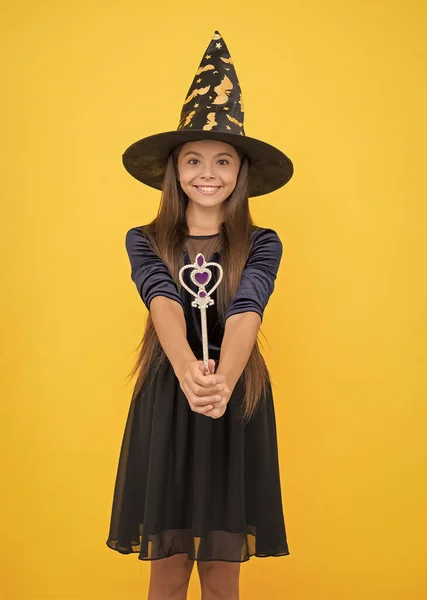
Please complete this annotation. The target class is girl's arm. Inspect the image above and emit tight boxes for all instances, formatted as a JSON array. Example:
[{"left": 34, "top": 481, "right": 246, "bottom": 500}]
[
  {"left": 215, "top": 228, "right": 283, "bottom": 393},
  {"left": 150, "top": 296, "right": 197, "bottom": 378},
  {"left": 215, "top": 311, "right": 262, "bottom": 392}
]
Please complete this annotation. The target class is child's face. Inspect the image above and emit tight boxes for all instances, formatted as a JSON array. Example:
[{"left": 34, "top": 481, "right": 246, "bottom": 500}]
[{"left": 176, "top": 139, "right": 241, "bottom": 208}]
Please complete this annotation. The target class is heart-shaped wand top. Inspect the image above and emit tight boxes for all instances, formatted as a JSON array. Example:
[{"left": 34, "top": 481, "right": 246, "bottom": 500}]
[{"left": 179, "top": 253, "right": 223, "bottom": 308}]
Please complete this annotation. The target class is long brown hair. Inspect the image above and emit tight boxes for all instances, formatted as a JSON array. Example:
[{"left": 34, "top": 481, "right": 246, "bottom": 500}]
[{"left": 126, "top": 142, "right": 272, "bottom": 423}]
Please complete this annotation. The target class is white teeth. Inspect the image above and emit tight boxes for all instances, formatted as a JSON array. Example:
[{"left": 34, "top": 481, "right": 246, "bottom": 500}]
[{"left": 197, "top": 186, "right": 219, "bottom": 191}]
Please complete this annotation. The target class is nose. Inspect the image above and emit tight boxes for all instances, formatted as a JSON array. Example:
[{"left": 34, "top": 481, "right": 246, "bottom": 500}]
[
  {"left": 200, "top": 171, "right": 216, "bottom": 180},
  {"left": 198, "top": 161, "right": 218, "bottom": 180}
]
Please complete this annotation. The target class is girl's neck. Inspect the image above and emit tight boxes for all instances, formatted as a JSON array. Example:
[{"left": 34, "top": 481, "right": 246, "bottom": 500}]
[{"left": 185, "top": 204, "right": 223, "bottom": 236}]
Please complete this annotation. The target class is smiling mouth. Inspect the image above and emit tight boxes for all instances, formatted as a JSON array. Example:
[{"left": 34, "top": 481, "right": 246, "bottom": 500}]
[{"left": 194, "top": 186, "right": 221, "bottom": 195}]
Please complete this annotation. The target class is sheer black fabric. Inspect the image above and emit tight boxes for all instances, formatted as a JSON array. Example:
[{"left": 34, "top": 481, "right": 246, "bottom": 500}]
[{"left": 105, "top": 229, "right": 290, "bottom": 562}]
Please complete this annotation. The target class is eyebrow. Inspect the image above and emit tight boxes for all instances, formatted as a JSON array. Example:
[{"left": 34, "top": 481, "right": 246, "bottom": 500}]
[{"left": 183, "top": 151, "right": 235, "bottom": 158}]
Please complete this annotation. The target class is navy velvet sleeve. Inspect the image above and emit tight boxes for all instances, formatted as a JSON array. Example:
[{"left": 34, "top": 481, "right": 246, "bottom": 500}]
[
  {"left": 125, "top": 226, "right": 184, "bottom": 310},
  {"left": 224, "top": 228, "right": 283, "bottom": 323}
]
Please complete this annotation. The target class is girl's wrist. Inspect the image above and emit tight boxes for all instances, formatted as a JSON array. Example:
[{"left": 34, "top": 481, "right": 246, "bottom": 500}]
[
  {"left": 174, "top": 354, "right": 197, "bottom": 382},
  {"left": 215, "top": 365, "right": 238, "bottom": 396}
]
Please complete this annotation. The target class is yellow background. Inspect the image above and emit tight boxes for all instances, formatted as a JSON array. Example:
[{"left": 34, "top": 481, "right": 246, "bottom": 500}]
[{"left": 1, "top": 0, "right": 426, "bottom": 598}]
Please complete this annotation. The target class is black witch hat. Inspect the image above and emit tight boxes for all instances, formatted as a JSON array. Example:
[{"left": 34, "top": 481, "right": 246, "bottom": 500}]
[{"left": 122, "top": 30, "right": 293, "bottom": 197}]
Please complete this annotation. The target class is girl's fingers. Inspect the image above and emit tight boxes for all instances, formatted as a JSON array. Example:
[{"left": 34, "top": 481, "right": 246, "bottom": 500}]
[
  {"left": 182, "top": 384, "right": 222, "bottom": 407},
  {"left": 191, "top": 394, "right": 222, "bottom": 406},
  {"left": 190, "top": 381, "right": 225, "bottom": 398},
  {"left": 181, "top": 363, "right": 230, "bottom": 415},
  {"left": 194, "top": 403, "right": 214, "bottom": 414},
  {"left": 198, "top": 358, "right": 215, "bottom": 375},
  {"left": 193, "top": 374, "right": 224, "bottom": 388},
  {"left": 205, "top": 402, "right": 227, "bottom": 419},
  {"left": 192, "top": 364, "right": 224, "bottom": 388},
  {"left": 183, "top": 380, "right": 230, "bottom": 403}
]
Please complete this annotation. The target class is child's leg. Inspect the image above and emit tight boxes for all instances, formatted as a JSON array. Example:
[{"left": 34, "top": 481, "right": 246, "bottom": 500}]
[
  {"left": 148, "top": 553, "right": 195, "bottom": 600},
  {"left": 197, "top": 561, "right": 240, "bottom": 600}
]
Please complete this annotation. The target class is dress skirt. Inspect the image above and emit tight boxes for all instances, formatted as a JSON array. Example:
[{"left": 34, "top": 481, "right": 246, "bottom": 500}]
[{"left": 105, "top": 358, "right": 290, "bottom": 562}]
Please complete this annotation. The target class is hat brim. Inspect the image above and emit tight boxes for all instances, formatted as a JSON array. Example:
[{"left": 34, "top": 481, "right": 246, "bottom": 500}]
[{"left": 122, "top": 129, "right": 293, "bottom": 197}]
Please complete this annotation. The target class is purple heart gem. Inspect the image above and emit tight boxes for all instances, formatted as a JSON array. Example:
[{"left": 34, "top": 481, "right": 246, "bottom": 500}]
[
  {"left": 197, "top": 255, "right": 204, "bottom": 267},
  {"left": 195, "top": 272, "right": 209, "bottom": 284}
]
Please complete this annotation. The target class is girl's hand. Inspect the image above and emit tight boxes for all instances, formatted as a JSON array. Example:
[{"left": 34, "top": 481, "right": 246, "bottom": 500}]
[
  {"left": 203, "top": 360, "right": 232, "bottom": 419},
  {"left": 178, "top": 358, "right": 229, "bottom": 416}
]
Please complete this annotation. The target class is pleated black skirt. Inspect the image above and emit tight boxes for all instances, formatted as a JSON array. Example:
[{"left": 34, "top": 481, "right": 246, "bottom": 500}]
[{"left": 105, "top": 359, "right": 290, "bottom": 562}]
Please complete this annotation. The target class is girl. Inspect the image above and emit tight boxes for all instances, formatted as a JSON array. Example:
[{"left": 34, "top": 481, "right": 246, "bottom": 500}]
[{"left": 106, "top": 30, "right": 293, "bottom": 600}]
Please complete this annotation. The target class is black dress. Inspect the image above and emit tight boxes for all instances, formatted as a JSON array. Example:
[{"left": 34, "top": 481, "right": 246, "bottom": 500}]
[{"left": 105, "top": 225, "right": 290, "bottom": 562}]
